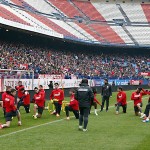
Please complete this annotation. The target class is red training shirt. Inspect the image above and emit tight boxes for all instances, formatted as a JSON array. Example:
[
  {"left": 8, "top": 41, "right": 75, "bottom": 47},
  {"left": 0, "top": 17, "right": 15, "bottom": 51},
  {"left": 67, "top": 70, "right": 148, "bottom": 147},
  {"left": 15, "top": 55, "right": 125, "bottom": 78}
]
[
  {"left": 131, "top": 90, "right": 146, "bottom": 106},
  {"left": 50, "top": 89, "right": 64, "bottom": 104},
  {"left": 15, "top": 85, "right": 25, "bottom": 98},
  {"left": 117, "top": 91, "right": 127, "bottom": 106},
  {"left": 33, "top": 92, "right": 45, "bottom": 107},
  {"left": 39, "top": 89, "right": 45, "bottom": 101},
  {"left": 4, "top": 94, "right": 17, "bottom": 113},
  {"left": 22, "top": 91, "right": 30, "bottom": 105},
  {"left": 69, "top": 94, "right": 79, "bottom": 111}
]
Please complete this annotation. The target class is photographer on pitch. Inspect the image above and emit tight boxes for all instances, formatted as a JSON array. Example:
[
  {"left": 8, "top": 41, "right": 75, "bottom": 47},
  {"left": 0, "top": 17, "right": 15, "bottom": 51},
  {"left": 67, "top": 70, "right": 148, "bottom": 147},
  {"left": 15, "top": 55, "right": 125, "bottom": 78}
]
[
  {"left": 100, "top": 79, "right": 112, "bottom": 112},
  {"left": 75, "top": 79, "right": 94, "bottom": 132}
]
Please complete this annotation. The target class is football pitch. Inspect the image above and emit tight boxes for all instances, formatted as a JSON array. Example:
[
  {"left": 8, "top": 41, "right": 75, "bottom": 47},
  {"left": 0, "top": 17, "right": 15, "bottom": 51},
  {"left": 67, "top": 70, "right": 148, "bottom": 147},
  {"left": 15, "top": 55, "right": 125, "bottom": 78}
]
[{"left": 0, "top": 90, "right": 150, "bottom": 150}]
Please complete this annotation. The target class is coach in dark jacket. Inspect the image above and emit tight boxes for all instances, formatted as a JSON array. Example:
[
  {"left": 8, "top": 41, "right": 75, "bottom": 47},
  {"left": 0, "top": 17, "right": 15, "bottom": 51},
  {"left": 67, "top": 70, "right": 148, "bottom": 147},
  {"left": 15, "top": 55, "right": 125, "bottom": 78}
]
[
  {"left": 75, "top": 79, "right": 94, "bottom": 132},
  {"left": 101, "top": 79, "right": 112, "bottom": 112}
]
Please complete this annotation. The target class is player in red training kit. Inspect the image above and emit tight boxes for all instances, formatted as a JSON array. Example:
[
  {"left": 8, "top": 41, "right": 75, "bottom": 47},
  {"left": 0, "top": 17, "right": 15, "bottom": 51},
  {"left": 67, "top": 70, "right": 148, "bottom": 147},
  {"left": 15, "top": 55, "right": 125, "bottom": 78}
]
[
  {"left": 17, "top": 88, "right": 30, "bottom": 113},
  {"left": 115, "top": 87, "right": 127, "bottom": 115},
  {"left": 131, "top": 87, "right": 147, "bottom": 116},
  {"left": 90, "top": 87, "right": 101, "bottom": 116},
  {"left": 65, "top": 89, "right": 79, "bottom": 120},
  {"left": 32, "top": 87, "right": 45, "bottom": 119},
  {"left": 15, "top": 81, "right": 25, "bottom": 102},
  {"left": 0, "top": 89, "right": 21, "bottom": 129},
  {"left": 50, "top": 83, "right": 64, "bottom": 117},
  {"left": 39, "top": 85, "right": 46, "bottom": 109},
  {"left": 1, "top": 86, "right": 12, "bottom": 117}
]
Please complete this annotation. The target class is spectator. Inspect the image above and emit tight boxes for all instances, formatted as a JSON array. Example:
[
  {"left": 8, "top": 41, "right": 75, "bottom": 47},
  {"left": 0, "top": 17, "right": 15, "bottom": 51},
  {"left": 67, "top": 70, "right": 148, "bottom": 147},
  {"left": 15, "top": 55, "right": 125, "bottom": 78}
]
[{"left": 0, "top": 40, "right": 149, "bottom": 80}]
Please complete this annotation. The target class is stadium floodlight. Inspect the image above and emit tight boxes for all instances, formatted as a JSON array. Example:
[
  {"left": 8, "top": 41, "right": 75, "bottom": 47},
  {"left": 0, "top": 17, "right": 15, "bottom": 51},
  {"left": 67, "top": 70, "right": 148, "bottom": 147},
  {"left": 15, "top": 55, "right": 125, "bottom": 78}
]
[
  {"left": 74, "top": 16, "right": 83, "bottom": 23},
  {"left": 113, "top": 19, "right": 126, "bottom": 26},
  {"left": 52, "top": 12, "right": 64, "bottom": 20},
  {"left": 0, "top": 69, "right": 34, "bottom": 92}
]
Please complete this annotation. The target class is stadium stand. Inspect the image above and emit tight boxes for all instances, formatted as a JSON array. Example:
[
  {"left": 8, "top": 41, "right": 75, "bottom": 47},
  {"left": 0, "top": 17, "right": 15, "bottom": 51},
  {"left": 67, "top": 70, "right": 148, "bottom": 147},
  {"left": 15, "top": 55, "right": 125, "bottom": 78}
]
[
  {"left": 0, "top": 0, "right": 150, "bottom": 80},
  {"left": 0, "top": 5, "right": 30, "bottom": 25},
  {"left": 10, "top": 0, "right": 99, "bottom": 41},
  {"left": 142, "top": 4, "right": 150, "bottom": 22},
  {"left": 0, "top": 0, "right": 150, "bottom": 46},
  {"left": 0, "top": 39, "right": 150, "bottom": 79},
  {"left": 126, "top": 26, "right": 150, "bottom": 45},
  {"left": 47, "top": 0, "right": 124, "bottom": 43},
  {"left": 121, "top": 3, "right": 148, "bottom": 22}
]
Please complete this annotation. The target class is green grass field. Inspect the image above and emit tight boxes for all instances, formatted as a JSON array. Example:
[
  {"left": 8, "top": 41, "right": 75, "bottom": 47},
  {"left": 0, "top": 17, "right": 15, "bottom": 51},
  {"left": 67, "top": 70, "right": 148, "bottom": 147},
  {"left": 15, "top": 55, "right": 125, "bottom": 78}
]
[{"left": 0, "top": 90, "right": 150, "bottom": 150}]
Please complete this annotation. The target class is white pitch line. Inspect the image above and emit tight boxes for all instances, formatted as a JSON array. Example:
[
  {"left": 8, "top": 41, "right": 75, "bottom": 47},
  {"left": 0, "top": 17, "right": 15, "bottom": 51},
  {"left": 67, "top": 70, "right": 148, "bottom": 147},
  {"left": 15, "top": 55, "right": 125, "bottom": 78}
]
[
  {"left": 0, "top": 119, "right": 65, "bottom": 138},
  {"left": 0, "top": 96, "right": 149, "bottom": 138}
]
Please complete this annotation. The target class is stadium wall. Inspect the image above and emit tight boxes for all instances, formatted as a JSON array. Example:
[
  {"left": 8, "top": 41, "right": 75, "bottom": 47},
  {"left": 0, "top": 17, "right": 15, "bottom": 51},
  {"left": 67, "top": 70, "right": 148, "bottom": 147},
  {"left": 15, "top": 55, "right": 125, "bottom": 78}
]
[
  {"left": 20, "top": 85, "right": 150, "bottom": 100},
  {"left": 2, "top": 79, "right": 149, "bottom": 92},
  {"left": 0, "top": 85, "right": 149, "bottom": 101}
]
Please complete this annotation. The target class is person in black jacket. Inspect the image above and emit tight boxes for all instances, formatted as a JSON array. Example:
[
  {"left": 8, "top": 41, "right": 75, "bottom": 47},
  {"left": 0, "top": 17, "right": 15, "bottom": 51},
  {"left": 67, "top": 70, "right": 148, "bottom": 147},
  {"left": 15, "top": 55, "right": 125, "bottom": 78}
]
[
  {"left": 48, "top": 81, "right": 53, "bottom": 90},
  {"left": 101, "top": 79, "right": 112, "bottom": 112},
  {"left": 75, "top": 79, "right": 94, "bottom": 132}
]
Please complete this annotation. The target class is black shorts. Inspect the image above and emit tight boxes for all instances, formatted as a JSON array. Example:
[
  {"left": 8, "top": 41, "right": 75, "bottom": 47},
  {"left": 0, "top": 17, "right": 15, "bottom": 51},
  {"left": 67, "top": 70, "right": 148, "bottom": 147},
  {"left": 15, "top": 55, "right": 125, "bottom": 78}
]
[
  {"left": 91, "top": 101, "right": 97, "bottom": 106},
  {"left": 38, "top": 106, "right": 44, "bottom": 115},
  {"left": 5, "top": 110, "right": 19, "bottom": 122},
  {"left": 134, "top": 103, "right": 142, "bottom": 112},
  {"left": 24, "top": 104, "right": 30, "bottom": 113}
]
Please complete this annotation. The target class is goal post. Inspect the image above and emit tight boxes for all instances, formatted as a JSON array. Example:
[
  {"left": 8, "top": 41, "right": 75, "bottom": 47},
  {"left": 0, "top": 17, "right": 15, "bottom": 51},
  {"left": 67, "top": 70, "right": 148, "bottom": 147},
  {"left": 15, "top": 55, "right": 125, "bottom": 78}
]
[{"left": 0, "top": 69, "right": 34, "bottom": 92}]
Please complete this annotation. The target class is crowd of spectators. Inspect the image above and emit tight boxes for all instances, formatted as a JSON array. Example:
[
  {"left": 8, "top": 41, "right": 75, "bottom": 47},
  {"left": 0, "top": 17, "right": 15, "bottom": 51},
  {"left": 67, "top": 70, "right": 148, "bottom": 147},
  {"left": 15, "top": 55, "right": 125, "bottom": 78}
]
[{"left": 0, "top": 40, "right": 150, "bottom": 79}]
